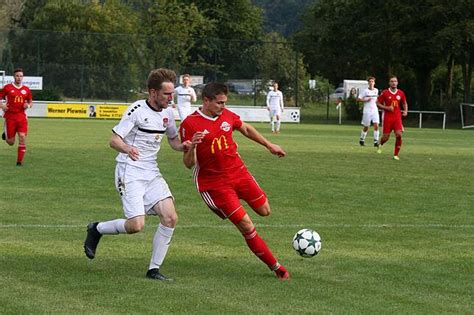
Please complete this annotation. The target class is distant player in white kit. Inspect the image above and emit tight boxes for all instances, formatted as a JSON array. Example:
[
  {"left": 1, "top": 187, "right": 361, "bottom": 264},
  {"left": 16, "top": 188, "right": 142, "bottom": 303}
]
[
  {"left": 357, "top": 76, "right": 380, "bottom": 147},
  {"left": 84, "top": 68, "right": 194, "bottom": 281},
  {"left": 266, "top": 82, "right": 284, "bottom": 133},
  {"left": 173, "top": 73, "right": 196, "bottom": 121}
]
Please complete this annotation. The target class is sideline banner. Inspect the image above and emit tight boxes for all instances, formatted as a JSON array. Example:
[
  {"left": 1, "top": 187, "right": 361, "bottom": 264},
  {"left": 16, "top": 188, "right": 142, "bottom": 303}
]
[
  {"left": 30, "top": 102, "right": 300, "bottom": 123},
  {"left": 46, "top": 103, "right": 128, "bottom": 118}
]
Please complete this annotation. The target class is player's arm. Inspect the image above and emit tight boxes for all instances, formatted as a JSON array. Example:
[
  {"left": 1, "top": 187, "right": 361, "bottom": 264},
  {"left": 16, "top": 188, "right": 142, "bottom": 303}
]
[
  {"left": 168, "top": 136, "right": 192, "bottom": 152},
  {"left": 266, "top": 93, "right": 270, "bottom": 110},
  {"left": 402, "top": 99, "right": 408, "bottom": 116},
  {"left": 237, "top": 122, "right": 286, "bottom": 157},
  {"left": 377, "top": 97, "right": 393, "bottom": 112},
  {"left": 109, "top": 132, "right": 140, "bottom": 161},
  {"left": 191, "top": 88, "right": 197, "bottom": 103},
  {"left": 280, "top": 92, "right": 284, "bottom": 110},
  {"left": 182, "top": 131, "right": 205, "bottom": 169}
]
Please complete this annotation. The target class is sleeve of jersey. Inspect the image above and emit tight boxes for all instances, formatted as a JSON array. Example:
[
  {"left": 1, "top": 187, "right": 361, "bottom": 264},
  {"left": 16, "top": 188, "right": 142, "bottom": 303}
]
[
  {"left": 231, "top": 111, "right": 243, "bottom": 129},
  {"left": 179, "top": 120, "right": 192, "bottom": 143},
  {"left": 377, "top": 93, "right": 385, "bottom": 105},
  {"left": 166, "top": 109, "right": 178, "bottom": 139},
  {"left": 112, "top": 109, "right": 136, "bottom": 138}
]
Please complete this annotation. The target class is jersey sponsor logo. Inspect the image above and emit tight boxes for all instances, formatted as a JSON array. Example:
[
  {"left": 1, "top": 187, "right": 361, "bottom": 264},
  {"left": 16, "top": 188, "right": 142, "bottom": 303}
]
[
  {"left": 211, "top": 135, "right": 229, "bottom": 154},
  {"left": 391, "top": 100, "right": 399, "bottom": 108},
  {"left": 220, "top": 121, "right": 231, "bottom": 132},
  {"left": 14, "top": 96, "right": 24, "bottom": 103}
]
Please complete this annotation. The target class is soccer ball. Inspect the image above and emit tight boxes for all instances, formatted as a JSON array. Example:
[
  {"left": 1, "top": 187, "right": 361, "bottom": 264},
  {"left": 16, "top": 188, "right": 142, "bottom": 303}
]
[
  {"left": 292, "top": 228, "right": 322, "bottom": 257},
  {"left": 290, "top": 111, "right": 300, "bottom": 121}
]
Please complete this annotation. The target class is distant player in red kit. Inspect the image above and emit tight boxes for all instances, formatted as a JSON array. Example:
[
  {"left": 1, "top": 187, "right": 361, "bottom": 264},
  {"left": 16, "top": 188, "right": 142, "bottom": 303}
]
[
  {"left": 180, "top": 82, "right": 289, "bottom": 280},
  {"left": 0, "top": 68, "right": 33, "bottom": 166},
  {"left": 377, "top": 76, "right": 408, "bottom": 160}
]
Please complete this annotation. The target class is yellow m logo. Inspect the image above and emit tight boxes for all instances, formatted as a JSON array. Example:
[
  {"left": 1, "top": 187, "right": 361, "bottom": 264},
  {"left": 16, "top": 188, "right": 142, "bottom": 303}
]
[{"left": 211, "top": 135, "right": 229, "bottom": 154}]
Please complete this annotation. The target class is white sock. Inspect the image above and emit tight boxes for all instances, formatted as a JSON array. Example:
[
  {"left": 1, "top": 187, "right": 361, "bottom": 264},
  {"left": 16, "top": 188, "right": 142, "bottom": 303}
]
[
  {"left": 97, "top": 219, "right": 126, "bottom": 235},
  {"left": 360, "top": 131, "right": 367, "bottom": 140},
  {"left": 276, "top": 121, "right": 281, "bottom": 131},
  {"left": 149, "top": 224, "right": 174, "bottom": 270},
  {"left": 374, "top": 130, "right": 379, "bottom": 142},
  {"left": 271, "top": 121, "right": 275, "bottom": 132}
]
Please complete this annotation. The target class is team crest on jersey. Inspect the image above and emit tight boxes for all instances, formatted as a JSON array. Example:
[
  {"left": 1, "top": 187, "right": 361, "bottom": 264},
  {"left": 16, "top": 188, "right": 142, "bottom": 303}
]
[
  {"left": 396, "top": 95, "right": 401, "bottom": 100},
  {"left": 21, "top": 90, "right": 27, "bottom": 95},
  {"left": 163, "top": 117, "right": 169, "bottom": 128},
  {"left": 220, "top": 121, "right": 231, "bottom": 132}
]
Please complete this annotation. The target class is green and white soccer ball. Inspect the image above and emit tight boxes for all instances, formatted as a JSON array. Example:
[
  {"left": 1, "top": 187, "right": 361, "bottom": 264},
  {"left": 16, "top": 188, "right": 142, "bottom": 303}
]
[{"left": 292, "top": 228, "right": 322, "bottom": 257}]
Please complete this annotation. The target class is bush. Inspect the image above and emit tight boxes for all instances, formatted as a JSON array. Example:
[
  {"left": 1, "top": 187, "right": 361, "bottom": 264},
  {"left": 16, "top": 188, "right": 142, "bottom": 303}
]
[{"left": 32, "top": 88, "right": 63, "bottom": 101}]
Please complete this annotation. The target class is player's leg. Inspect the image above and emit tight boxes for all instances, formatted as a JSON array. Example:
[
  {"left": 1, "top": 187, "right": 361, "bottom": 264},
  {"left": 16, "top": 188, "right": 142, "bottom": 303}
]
[
  {"left": 360, "top": 126, "right": 368, "bottom": 146},
  {"left": 232, "top": 213, "right": 289, "bottom": 280},
  {"left": 146, "top": 197, "right": 177, "bottom": 281},
  {"left": 275, "top": 113, "right": 281, "bottom": 133},
  {"left": 4, "top": 117, "right": 16, "bottom": 146},
  {"left": 235, "top": 175, "right": 289, "bottom": 279},
  {"left": 84, "top": 173, "right": 145, "bottom": 259},
  {"left": 269, "top": 110, "right": 275, "bottom": 132},
  {"left": 373, "top": 111, "right": 380, "bottom": 147},
  {"left": 16, "top": 132, "right": 27, "bottom": 166},
  {"left": 373, "top": 123, "right": 380, "bottom": 147},
  {"left": 143, "top": 176, "right": 176, "bottom": 280},
  {"left": 393, "top": 128, "right": 403, "bottom": 159},
  {"left": 378, "top": 117, "right": 393, "bottom": 153}
]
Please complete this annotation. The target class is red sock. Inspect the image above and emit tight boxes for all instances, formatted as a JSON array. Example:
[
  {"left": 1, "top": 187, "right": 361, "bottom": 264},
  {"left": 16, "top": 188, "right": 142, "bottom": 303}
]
[
  {"left": 243, "top": 228, "right": 278, "bottom": 270},
  {"left": 17, "top": 144, "right": 26, "bottom": 163},
  {"left": 381, "top": 137, "right": 388, "bottom": 146},
  {"left": 394, "top": 137, "right": 402, "bottom": 156}
]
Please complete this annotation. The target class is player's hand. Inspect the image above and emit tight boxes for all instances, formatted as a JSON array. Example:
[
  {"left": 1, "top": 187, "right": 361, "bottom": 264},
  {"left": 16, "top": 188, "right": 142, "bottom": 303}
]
[
  {"left": 402, "top": 110, "right": 408, "bottom": 117},
  {"left": 1, "top": 104, "right": 7, "bottom": 111},
  {"left": 181, "top": 140, "right": 193, "bottom": 152},
  {"left": 171, "top": 103, "right": 176, "bottom": 108},
  {"left": 191, "top": 131, "right": 206, "bottom": 146},
  {"left": 386, "top": 105, "right": 394, "bottom": 112},
  {"left": 127, "top": 146, "right": 140, "bottom": 161},
  {"left": 267, "top": 143, "right": 286, "bottom": 158}
]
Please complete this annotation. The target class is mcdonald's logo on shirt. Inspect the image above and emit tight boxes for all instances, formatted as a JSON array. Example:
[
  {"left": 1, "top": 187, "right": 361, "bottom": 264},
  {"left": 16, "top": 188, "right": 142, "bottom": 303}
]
[{"left": 211, "top": 135, "right": 229, "bottom": 154}]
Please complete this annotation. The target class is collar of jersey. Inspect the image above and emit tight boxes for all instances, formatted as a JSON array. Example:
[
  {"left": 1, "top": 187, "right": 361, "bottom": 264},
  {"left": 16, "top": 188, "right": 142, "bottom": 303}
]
[
  {"left": 389, "top": 88, "right": 398, "bottom": 95},
  {"left": 197, "top": 108, "right": 219, "bottom": 121},
  {"left": 146, "top": 99, "right": 163, "bottom": 112}
]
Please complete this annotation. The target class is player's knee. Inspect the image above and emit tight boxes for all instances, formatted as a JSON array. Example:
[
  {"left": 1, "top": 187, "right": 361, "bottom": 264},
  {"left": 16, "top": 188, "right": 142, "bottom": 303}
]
[
  {"left": 256, "top": 203, "right": 271, "bottom": 217},
  {"left": 125, "top": 220, "right": 145, "bottom": 234},
  {"left": 236, "top": 215, "right": 255, "bottom": 234},
  {"left": 161, "top": 212, "right": 178, "bottom": 228},
  {"left": 6, "top": 139, "right": 14, "bottom": 146}
]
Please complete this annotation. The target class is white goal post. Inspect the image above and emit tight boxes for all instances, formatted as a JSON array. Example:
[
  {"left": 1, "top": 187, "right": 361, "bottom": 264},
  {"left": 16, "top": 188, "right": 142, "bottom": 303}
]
[{"left": 460, "top": 103, "right": 474, "bottom": 129}]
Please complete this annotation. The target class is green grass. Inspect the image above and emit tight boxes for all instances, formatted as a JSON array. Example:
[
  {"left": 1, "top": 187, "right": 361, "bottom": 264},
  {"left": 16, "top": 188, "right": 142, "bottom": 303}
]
[{"left": 1, "top": 118, "right": 473, "bottom": 313}]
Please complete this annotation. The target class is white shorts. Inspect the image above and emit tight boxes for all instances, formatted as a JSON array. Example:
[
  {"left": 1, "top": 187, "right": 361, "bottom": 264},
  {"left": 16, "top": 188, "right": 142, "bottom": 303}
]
[
  {"left": 269, "top": 108, "right": 282, "bottom": 119},
  {"left": 115, "top": 164, "right": 173, "bottom": 219},
  {"left": 177, "top": 105, "right": 192, "bottom": 121},
  {"left": 361, "top": 111, "right": 380, "bottom": 126}
]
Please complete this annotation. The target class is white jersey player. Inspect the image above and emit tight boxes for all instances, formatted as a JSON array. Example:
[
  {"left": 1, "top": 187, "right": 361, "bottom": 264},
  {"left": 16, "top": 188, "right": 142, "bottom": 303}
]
[
  {"left": 266, "top": 82, "right": 284, "bottom": 133},
  {"left": 173, "top": 74, "right": 196, "bottom": 121},
  {"left": 357, "top": 76, "right": 380, "bottom": 147},
  {"left": 84, "top": 68, "right": 193, "bottom": 281}
]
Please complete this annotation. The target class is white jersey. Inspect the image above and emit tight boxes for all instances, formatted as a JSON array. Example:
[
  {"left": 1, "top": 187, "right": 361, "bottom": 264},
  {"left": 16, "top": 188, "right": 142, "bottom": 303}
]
[
  {"left": 112, "top": 100, "right": 178, "bottom": 174},
  {"left": 359, "top": 88, "right": 379, "bottom": 113},
  {"left": 266, "top": 90, "right": 284, "bottom": 110},
  {"left": 174, "top": 85, "right": 196, "bottom": 108}
]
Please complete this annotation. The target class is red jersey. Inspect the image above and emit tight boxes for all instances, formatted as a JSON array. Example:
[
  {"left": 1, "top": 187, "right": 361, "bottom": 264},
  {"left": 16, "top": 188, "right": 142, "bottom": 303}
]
[
  {"left": 377, "top": 89, "right": 406, "bottom": 119},
  {"left": 0, "top": 83, "right": 32, "bottom": 116},
  {"left": 179, "top": 108, "right": 246, "bottom": 191}
]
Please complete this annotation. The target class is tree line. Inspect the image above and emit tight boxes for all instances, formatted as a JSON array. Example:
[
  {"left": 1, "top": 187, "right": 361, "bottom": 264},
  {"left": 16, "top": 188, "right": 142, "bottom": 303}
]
[{"left": 1, "top": 0, "right": 472, "bottom": 118}]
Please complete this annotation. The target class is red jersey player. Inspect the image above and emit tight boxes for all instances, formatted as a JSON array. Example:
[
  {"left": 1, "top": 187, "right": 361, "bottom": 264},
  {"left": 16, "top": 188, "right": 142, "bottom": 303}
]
[
  {"left": 0, "top": 68, "right": 33, "bottom": 166},
  {"left": 180, "top": 82, "right": 289, "bottom": 280},
  {"left": 376, "top": 76, "right": 408, "bottom": 160}
]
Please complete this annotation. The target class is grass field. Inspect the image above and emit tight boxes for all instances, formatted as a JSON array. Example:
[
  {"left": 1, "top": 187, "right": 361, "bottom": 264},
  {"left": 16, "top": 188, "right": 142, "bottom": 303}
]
[{"left": 1, "top": 118, "right": 473, "bottom": 313}]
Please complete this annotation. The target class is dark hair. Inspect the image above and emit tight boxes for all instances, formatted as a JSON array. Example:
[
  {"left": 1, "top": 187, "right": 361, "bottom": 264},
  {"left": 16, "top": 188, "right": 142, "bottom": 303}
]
[
  {"left": 13, "top": 68, "right": 23, "bottom": 74},
  {"left": 367, "top": 76, "right": 375, "bottom": 81},
  {"left": 202, "top": 82, "right": 228, "bottom": 100},
  {"left": 182, "top": 74, "right": 190, "bottom": 78},
  {"left": 389, "top": 75, "right": 398, "bottom": 80},
  {"left": 147, "top": 68, "right": 176, "bottom": 91}
]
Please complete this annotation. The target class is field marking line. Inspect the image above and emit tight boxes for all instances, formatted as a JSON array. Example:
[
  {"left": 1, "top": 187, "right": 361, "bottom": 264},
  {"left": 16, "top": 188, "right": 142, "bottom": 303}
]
[{"left": 0, "top": 223, "right": 472, "bottom": 229}]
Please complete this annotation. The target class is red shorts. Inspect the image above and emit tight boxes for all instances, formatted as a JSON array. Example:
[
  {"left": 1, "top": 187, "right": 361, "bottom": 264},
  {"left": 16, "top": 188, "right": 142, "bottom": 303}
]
[
  {"left": 383, "top": 116, "right": 403, "bottom": 134},
  {"left": 199, "top": 171, "right": 267, "bottom": 224},
  {"left": 3, "top": 114, "right": 28, "bottom": 139}
]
